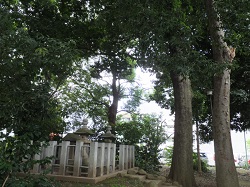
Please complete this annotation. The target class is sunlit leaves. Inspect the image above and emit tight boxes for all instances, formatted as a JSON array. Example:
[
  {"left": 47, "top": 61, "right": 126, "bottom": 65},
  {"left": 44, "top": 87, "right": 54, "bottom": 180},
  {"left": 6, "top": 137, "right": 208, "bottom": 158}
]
[{"left": 116, "top": 113, "right": 167, "bottom": 172}]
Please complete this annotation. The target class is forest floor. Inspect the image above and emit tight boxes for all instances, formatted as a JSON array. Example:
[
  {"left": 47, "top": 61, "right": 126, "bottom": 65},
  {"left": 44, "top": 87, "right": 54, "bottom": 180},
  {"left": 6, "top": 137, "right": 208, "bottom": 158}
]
[
  {"left": 195, "top": 166, "right": 250, "bottom": 187},
  {"left": 160, "top": 166, "right": 250, "bottom": 187},
  {"left": 59, "top": 166, "right": 250, "bottom": 187}
]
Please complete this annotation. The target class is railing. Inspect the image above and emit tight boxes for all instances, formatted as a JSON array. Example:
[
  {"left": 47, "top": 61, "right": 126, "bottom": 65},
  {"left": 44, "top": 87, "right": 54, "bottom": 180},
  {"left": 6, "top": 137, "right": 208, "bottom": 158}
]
[{"left": 32, "top": 140, "right": 135, "bottom": 178}]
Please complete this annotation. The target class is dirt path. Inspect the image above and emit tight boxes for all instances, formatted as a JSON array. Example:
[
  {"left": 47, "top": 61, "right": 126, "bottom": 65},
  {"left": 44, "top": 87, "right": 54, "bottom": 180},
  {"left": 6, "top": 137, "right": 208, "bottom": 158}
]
[{"left": 159, "top": 166, "right": 250, "bottom": 187}]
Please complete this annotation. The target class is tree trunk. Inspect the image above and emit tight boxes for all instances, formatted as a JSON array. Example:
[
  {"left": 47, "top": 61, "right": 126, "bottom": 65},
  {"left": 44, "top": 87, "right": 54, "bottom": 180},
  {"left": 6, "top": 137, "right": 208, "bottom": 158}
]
[
  {"left": 213, "top": 70, "right": 239, "bottom": 187},
  {"left": 205, "top": 0, "right": 239, "bottom": 186},
  {"left": 196, "top": 121, "right": 202, "bottom": 174},
  {"left": 108, "top": 70, "right": 119, "bottom": 129},
  {"left": 168, "top": 72, "right": 196, "bottom": 187}
]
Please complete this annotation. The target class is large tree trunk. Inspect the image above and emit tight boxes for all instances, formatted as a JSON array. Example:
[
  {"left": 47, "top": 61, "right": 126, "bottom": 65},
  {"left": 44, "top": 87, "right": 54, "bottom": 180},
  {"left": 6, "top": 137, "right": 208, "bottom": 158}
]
[
  {"left": 168, "top": 72, "right": 196, "bottom": 187},
  {"left": 205, "top": 0, "right": 239, "bottom": 186},
  {"left": 213, "top": 69, "right": 239, "bottom": 187}
]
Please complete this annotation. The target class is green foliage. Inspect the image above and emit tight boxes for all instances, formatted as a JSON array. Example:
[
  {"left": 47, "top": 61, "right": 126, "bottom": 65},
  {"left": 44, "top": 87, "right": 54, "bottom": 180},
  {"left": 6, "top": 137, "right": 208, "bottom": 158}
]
[
  {"left": 0, "top": 1, "right": 249, "bottom": 186},
  {"left": 164, "top": 146, "right": 174, "bottom": 166},
  {"left": 0, "top": 5, "right": 78, "bottom": 185},
  {"left": 149, "top": 80, "right": 174, "bottom": 112},
  {"left": 134, "top": 145, "right": 160, "bottom": 173},
  {"left": 116, "top": 114, "right": 167, "bottom": 173},
  {"left": 60, "top": 63, "right": 110, "bottom": 131},
  {"left": 192, "top": 153, "right": 209, "bottom": 173},
  {"left": 230, "top": 54, "right": 250, "bottom": 131},
  {"left": 60, "top": 60, "right": 140, "bottom": 132},
  {"left": 62, "top": 176, "right": 144, "bottom": 187},
  {"left": 247, "top": 139, "right": 250, "bottom": 149},
  {"left": 0, "top": 7, "right": 78, "bottom": 135},
  {"left": 122, "top": 86, "right": 144, "bottom": 114},
  {"left": 0, "top": 135, "right": 50, "bottom": 176},
  {"left": 3, "top": 174, "right": 60, "bottom": 187},
  {"left": 241, "top": 161, "right": 249, "bottom": 170},
  {"left": 192, "top": 91, "right": 213, "bottom": 143},
  {"left": 164, "top": 146, "right": 209, "bottom": 172},
  {"left": 110, "top": 185, "right": 126, "bottom": 187}
]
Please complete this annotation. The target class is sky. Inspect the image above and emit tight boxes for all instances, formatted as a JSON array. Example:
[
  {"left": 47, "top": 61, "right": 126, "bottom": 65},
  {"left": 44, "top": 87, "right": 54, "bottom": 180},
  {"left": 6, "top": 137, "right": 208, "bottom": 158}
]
[{"left": 135, "top": 68, "right": 175, "bottom": 127}]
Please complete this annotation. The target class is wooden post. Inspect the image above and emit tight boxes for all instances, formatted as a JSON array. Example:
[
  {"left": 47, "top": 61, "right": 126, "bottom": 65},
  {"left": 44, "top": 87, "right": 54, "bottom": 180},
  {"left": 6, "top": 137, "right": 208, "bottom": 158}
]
[
  {"left": 59, "top": 141, "right": 70, "bottom": 175},
  {"left": 88, "top": 142, "right": 98, "bottom": 177},
  {"left": 73, "top": 140, "right": 83, "bottom": 176}
]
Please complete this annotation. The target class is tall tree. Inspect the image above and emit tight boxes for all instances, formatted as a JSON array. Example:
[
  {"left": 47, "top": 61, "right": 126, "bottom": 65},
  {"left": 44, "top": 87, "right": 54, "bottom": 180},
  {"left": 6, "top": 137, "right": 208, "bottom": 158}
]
[
  {"left": 90, "top": 55, "right": 136, "bottom": 128},
  {"left": 89, "top": 2, "right": 137, "bottom": 128},
  {"left": 205, "top": 0, "right": 239, "bottom": 186},
  {"left": 168, "top": 73, "right": 194, "bottom": 186},
  {"left": 13, "top": 0, "right": 136, "bottom": 131},
  {"left": 133, "top": 1, "right": 208, "bottom": 185},
  {"left": 60, "top": 59, "right": 137, "bottom": 133},
  {"left": 106, "top": 1, "right": 202, "bottom": 185}
]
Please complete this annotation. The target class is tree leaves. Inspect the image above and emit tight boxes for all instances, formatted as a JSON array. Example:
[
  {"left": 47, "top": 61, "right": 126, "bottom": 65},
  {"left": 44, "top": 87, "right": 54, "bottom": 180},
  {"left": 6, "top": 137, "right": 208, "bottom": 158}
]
[{"left": 0, "top": 4, "right": 79, "bottom": 180}]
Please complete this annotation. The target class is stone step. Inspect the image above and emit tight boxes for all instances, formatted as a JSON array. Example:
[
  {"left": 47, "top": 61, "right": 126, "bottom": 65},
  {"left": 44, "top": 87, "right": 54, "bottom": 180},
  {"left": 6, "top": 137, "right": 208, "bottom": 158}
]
[
  {"left": 125, "top": 168, "right": 179, "bottom": 187},
  {"left": 124, "top": 174, "right": 178, "bottom": 187},
  {"left": 143, "top": 179, "right": 162, "bottom": 187},
  {"left": 160, "top": 182, "right": 179, "bottom": 187},
  {"left": 123, "top": 173, "right": 147, "bottom": 181}
]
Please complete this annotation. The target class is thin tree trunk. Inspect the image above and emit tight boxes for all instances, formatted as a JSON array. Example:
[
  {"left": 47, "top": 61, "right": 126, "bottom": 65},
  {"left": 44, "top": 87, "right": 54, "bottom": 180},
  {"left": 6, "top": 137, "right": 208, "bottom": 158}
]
[
  {"left": 205, "top": 0, "right": 239, "bottom": 186},
  {"left": 2, "top": 173, "right": 10, "bottom": 187},
  {"left": 108, "top": 70, "right": 119, "bottom": 129},
  {"left": 196, "top": 121, "right": 202, "bottom": 174},
  {"left": 168, "top": 72, "right": 196, "bottom": 187}
]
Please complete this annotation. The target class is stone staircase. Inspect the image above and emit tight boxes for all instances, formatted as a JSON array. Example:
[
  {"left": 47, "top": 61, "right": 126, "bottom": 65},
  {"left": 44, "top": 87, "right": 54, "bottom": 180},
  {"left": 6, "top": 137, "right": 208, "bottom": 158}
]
[{"left": 122, "top": 168, "right": 180, "bottom": 187}]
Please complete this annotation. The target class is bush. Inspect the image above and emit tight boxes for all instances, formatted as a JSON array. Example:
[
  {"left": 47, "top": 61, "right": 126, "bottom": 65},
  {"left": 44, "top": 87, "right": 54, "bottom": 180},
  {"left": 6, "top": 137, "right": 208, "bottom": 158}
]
[
  {"left": 116, "top": 114, "right": 168, "bottom": 173},
  {"left": 163, "top": 146, "right": 173, "bottom": 166},
  {"left": 164, "top": 146, "right": 209, "bottom": 172},
  {"left": 134, "top": 145, "right": 161, "bottom": 173},
  {"left": 5, "top": 174, "right": 60, "bottom": 187},
  {"left": 192, "top": 153, "right": 208, "bottom": 172}
]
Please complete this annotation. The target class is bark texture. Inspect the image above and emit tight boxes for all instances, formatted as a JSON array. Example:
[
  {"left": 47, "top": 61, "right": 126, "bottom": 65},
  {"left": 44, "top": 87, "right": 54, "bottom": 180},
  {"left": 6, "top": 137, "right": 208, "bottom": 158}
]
[
  {"left": 168, "top": 72, "right": 196, "bottom": 187},
  {"left": 108, "top": 70, "right": 119, "bottom": 128},
  {"left": 205, "top": 0, "right": 239, "bottom": 186}
]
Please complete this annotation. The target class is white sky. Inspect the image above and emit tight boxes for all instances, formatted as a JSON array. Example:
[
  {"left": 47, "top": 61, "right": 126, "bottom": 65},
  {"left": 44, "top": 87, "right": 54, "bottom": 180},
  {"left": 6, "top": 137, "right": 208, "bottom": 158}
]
[{"left": 135, "top": 68, "right": 175, "bottom": 124}]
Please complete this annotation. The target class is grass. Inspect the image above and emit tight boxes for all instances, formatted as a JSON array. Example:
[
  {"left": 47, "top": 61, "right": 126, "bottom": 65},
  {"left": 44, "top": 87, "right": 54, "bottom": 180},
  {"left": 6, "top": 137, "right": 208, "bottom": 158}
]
[{"left": 59, "top": 176, "right": 144, "bottom": 187}]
